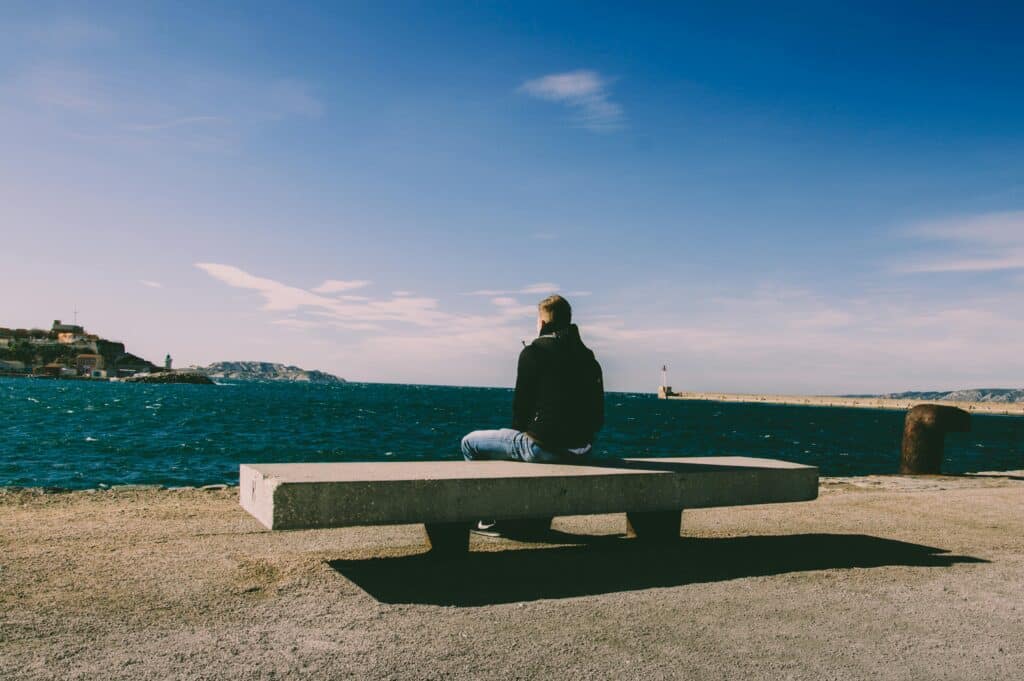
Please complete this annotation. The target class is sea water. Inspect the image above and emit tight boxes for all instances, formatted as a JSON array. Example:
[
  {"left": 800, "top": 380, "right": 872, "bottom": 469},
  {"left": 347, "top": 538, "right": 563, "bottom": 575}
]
[{"left": 1, "top": 377, "right": 1021, "bottom": 489}]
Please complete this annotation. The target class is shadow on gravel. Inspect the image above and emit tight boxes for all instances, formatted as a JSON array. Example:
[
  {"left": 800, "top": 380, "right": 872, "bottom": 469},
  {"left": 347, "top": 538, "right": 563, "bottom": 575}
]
[
  {"left": 329, "top": 533, "right": 987, "bottom": 606},
  {"left": 953, "top": 473, "right": 1024, "bottom": 481}
]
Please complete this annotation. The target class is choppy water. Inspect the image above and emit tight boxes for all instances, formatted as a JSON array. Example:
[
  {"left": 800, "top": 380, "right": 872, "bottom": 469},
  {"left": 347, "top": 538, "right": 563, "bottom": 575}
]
[{"left": 1, "top": 377, "right": 1021, "bottom": 489}]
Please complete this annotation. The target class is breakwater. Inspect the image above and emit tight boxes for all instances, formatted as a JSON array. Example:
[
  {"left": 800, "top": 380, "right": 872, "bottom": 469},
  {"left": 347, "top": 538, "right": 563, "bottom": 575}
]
[{"left": 659, "top": 388, "right": 1024, "bottom": 416}]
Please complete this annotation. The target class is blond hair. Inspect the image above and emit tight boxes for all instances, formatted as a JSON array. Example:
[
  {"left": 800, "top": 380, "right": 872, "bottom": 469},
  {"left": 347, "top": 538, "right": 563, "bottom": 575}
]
[{"left": 538, "top": 294, "right": 572, "bottom": 328}]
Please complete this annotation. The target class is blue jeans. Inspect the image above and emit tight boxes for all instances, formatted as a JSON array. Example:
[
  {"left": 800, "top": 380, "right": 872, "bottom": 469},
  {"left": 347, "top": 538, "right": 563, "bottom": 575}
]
[{"left": 461, "top": 428, "right": 570, "bottom": 463}]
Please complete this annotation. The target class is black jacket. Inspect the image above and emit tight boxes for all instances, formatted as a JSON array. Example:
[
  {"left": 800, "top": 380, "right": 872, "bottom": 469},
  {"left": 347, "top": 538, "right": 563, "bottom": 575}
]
[{"left": 512, "top": 323, "right": 604, "bottom": 449}]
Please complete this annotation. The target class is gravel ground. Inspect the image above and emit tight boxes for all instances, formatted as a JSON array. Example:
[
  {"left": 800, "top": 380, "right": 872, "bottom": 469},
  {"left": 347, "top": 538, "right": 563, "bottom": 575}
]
[{"left": 1, "top": 473, "right": 1022, "bottom": 680}]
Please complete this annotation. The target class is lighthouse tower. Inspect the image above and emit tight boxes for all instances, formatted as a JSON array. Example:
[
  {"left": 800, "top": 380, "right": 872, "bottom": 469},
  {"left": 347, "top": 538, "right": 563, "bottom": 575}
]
[
  {"left": 658, "top": 364, "right": 672, "bottom": 398},
  {"left": 165, "top": 354, "right": 172, "bottom": 370}
]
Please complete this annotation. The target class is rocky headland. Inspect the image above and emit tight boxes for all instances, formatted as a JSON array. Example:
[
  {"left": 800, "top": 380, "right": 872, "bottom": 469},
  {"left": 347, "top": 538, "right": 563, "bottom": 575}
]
[
  {"left": 198, "top": 361, "right": 346, "bottom": 383},
  {"left": 878, "top": 388, "right": 1024, "bottom": 403}
]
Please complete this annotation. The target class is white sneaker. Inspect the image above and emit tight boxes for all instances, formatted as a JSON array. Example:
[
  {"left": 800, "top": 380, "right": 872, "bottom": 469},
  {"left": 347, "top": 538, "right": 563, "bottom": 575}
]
[{"left": 471, "top": 520, "right": 501, "bottom": 537}]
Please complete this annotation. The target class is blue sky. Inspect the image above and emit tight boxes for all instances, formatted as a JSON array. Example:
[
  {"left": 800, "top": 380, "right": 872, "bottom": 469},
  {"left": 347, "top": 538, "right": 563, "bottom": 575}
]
[{"left": 3, "top": 2, "right": 1024, "bottom": 392}]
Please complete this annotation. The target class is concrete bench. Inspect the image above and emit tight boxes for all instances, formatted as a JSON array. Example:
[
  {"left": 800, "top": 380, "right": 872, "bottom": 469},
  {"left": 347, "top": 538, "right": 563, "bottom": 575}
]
[{"left": 239, "top": 456, "right": 817, "bottom": 552}]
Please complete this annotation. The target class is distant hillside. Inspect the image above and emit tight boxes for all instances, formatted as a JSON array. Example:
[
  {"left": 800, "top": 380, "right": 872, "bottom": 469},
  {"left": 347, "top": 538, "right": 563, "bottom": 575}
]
[
  {"left": 880, "top": 388, "right": 1024, "bottom": 403},
  {"left": 200, "top": 361, "right": 346, "bottom": 383},
  {"left": 0, "top": 320, "right": 157, "bottom": 377}
]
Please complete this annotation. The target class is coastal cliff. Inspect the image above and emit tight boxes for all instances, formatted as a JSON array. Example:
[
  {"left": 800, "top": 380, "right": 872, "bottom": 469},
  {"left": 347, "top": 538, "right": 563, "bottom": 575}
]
[
  {"left": 199, "top": 361, "right": 346, "bottom": 384},
  {"left": 880, "top": 388, "right": 1024, "bottom": 403}
]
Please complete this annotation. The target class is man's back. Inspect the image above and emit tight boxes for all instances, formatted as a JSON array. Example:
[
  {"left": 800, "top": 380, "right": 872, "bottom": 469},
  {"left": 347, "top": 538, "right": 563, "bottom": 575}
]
[
  {"left": 461, "top": 294, "right": 603, "bottom": 467},
  {"left": 513, "top": 323, "right": 604, "bottom": 450}
]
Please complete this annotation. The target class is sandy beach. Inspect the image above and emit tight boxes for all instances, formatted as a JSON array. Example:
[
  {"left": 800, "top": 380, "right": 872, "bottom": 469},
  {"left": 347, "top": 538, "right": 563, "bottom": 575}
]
[{"left": 2, "top": 474, "right": 1022, "bottom": 680}]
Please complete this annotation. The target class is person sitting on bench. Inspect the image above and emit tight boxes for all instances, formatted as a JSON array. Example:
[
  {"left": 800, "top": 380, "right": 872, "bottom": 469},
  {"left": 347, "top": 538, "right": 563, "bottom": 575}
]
[{"left": 461, "top": 293, "right": 604, "bottom": 466}]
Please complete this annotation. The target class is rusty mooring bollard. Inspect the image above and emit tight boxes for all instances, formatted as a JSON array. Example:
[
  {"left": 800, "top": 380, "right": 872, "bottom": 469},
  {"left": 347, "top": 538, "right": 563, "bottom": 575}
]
[{"left": 899, "top": 404, "right": 971, "bottom": 474}]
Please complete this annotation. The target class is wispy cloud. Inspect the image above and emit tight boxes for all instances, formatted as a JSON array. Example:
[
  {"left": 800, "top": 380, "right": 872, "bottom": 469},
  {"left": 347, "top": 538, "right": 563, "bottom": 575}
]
[
  {"left": 197, "top": 263, "right": 462, "bottom": 328},
  {"left": 312, "top": 279, "right": 372, "bottom": 294},
  {"left": 519, "top": 70, "right": 623, "bottom": 132},
  {"left": 194, "top": 263, "right": 1024, "bottom": 391},
  {"left": 900, "top": 210, "right": 1024, "bottom": 273},
  {"left": 196, "top": 263, "right": 329, "bottom": 311},
  {"left": 139, "top": 280, "right": 162, "bottom": 288},
  {"left": 271, "top": 318, "right": 321, "bottom": 330},
  {"left": 467, "top": 283, "right": 560, "bottom": 296},
  {"left": 195, "top": 263, "right": 554, "bottom": 377},
  {"left": 583, "top": 283, "right": 1024, "bottom": 392}
]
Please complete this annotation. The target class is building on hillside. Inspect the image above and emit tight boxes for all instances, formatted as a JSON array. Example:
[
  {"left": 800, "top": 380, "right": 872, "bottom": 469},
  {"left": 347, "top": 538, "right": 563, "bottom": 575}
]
[
  {"left": 37, "top": 362, "right": 65, "bottom": 377},
  {"left": 52, "top": 320, "right": 84, "bottom": 333},
  {"left": 57, "top": 332, "right": 87, "bottom": 344},
  {"left": 53, "top": 320, "right": 86, "bottom": 344},
  {"left": 69, "top": 338, "right": 99, "bottom": 353},
  {"left": 75, "top": 354, "right": 105, "bottom": 375}
]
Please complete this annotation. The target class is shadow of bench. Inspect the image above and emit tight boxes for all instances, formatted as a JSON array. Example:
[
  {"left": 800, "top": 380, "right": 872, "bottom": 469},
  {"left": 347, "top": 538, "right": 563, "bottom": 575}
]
[{"left": 329, "top": 533, "right": 987, "bottom": 605}]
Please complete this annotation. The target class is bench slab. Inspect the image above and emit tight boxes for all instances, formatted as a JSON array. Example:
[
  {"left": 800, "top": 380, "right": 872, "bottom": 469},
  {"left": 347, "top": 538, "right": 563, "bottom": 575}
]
[{"left": 240, "top": 457, "right": 818, "bottom": 531}]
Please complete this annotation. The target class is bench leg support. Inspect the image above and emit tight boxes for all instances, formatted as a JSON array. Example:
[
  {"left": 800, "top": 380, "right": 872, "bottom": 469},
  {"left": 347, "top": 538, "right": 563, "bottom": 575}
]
[
  {"left": 424, "top": 522, "right": 471, "bottom": 554},
  {"left": 626, "top": 510, "right": 682, "bottom": 542}
]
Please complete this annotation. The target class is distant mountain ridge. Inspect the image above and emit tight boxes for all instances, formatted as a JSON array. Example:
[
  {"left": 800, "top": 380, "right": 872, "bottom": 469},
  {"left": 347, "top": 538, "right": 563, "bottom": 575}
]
[
  {"left": 199, "top": 361, "right": 346, "bottom": 383},
  {"left": 878, "top": 388, "right": 1024, "bottom": 403}
]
